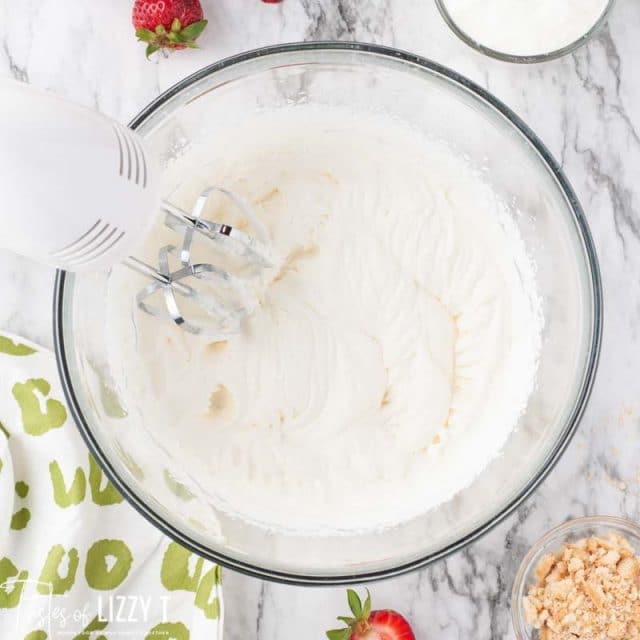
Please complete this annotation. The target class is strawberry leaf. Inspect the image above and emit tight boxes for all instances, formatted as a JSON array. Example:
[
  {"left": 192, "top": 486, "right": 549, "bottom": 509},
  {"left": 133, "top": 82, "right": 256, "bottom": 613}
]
[
  {"left": 326, "top": 630, "right": 350, "bottom": 640},
  {"left": 181, "top": 19, "right": 208, "bottom": 41},
  {"left": 347, "top": 589, "right": 363, "bottom": 618},
  {"left": 171, "top": 18, "right": 182, "bottom": 32},
  {"left": 136, "top": 28, "right": 155, "bottom": 43},
  {"left": 337, "top": 616, "right": 356, "bottom": 625},
  {"left": 362, "top": 589, "right": 372, "bottom": 619},
  {"left": 145, "top": 43, "right": 160, "bottom": 59}
]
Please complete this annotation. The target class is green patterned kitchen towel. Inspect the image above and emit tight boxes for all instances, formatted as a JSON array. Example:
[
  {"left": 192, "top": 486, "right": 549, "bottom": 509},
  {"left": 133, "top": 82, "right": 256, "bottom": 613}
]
[{"left": 0, "top": 332, "right": 223, "bottom": 640}]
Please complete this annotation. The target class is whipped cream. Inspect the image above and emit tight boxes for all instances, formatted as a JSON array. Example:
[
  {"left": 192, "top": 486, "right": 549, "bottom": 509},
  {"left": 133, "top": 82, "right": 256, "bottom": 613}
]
[
  {"left": 107, "top": 108, "right": 541, "bottom": 534},
  {"left": 443, "top": 0, "right": 609, "bottom": 57}
]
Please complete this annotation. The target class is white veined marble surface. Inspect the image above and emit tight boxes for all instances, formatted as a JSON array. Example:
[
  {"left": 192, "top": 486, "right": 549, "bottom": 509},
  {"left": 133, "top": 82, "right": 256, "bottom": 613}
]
[{"left": 1, "top": 0, "right": 640, "bottom": 638}]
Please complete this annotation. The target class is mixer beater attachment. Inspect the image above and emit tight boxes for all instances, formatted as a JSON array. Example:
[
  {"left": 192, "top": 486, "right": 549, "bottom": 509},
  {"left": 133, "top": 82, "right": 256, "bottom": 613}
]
[{"left": 124, "top": 187, "right": 272, "bottom": 337}]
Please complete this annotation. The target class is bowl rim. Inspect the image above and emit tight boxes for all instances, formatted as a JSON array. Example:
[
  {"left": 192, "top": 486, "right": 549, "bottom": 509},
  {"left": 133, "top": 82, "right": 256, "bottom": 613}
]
[
  {"left": 434, "top": 0, "right": 618, "bottom": 64},
  {"left": 510, "top": 516, "right": 640, "bottom": 639},
  {"left": 53, "top": 41, "right": 603, "bottom": 586}
]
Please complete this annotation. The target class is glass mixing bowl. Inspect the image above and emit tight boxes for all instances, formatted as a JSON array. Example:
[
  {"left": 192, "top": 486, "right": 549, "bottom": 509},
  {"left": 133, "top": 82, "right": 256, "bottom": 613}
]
[{"left": 53, "top": 43, "right": 602, "bottom": 585}]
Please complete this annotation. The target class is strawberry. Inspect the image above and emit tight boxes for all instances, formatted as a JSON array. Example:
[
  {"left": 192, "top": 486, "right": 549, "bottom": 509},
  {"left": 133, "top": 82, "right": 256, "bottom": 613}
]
[
  {"left": 133, "top": 0, "right": 208, "bottom": 58},
  {"left": 327, "top": 589, "right": 416, "bottom": 640}
]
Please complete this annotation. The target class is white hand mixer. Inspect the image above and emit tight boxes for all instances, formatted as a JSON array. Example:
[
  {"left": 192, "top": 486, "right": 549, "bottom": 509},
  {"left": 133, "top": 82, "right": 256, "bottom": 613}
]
[{"left": 0, "top": 79, "right": 271, "bottom": 335}]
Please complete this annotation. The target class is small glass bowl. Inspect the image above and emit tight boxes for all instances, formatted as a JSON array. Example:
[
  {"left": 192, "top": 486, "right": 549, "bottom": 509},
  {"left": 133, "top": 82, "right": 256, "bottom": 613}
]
[
  {"left": 512, "top": 516, "right": 640, "bottom": 639},
  {"left": 435, "top": 0, "right": 617, "bottom": 64}
]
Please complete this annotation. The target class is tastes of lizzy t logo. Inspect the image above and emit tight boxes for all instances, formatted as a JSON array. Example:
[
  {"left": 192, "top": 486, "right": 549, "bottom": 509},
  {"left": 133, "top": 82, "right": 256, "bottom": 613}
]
[{"left": 0, "top": 579, "right": 170, "bottom": 638}]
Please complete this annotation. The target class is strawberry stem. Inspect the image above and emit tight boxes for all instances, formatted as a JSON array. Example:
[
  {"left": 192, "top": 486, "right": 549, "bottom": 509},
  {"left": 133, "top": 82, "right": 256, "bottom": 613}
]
[
  {"left": 354, "top": 620, "right": 371, "bottom": 636},
  {"left": 327, "top": 589, "right": 374, "bottom": 640}
]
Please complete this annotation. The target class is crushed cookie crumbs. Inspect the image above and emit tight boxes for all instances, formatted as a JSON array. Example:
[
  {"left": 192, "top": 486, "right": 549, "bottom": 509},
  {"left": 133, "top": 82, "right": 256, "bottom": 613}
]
[{"left": 523, "top": 533, "right": 640, "bottom": 639}]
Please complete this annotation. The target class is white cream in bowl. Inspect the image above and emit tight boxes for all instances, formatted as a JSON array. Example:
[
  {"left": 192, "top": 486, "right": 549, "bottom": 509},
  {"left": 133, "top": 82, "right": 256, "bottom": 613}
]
[
  {"left": 106, "top": 107, "right": 542, "bottom": 534},
  {"left": 442, "top": 0, "right": 610, "bottom": 58}
]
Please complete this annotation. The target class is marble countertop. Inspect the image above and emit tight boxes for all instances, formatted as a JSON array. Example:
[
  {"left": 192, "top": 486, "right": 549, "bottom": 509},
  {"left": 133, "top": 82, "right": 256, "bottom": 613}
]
[{"left": 2, "top": 0, "right": 640, "bottom": 638}]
